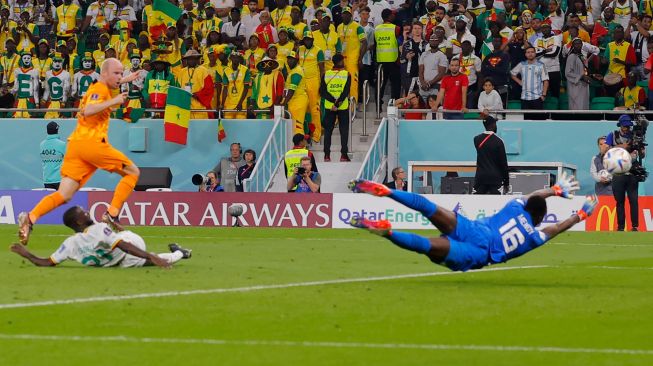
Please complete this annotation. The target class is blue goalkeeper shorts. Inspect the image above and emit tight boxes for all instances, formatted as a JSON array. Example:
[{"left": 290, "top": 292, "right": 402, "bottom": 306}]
[{"left": 439, "top": 214, "right": 492, "bottom": 272}]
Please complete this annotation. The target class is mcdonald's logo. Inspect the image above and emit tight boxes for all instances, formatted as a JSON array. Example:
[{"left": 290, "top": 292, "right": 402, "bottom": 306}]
[{"left": 595, "top": 205, "right": 617, "bottom": 231}]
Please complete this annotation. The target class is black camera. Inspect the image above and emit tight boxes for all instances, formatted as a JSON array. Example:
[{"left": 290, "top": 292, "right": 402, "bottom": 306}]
[
  {"left": 630, "top": 112, "right": 649, "bottom": 182},
  {"left": 192, "top": 174, "right": 210, "bottom": 186},
  {"left": 297, "top": 167, "right": 306, "bottom": 175}
]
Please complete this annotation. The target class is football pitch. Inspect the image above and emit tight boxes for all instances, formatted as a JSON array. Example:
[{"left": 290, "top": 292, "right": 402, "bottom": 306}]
[{"left": 0, "top": 225, "right": 651, "bottom": 366}]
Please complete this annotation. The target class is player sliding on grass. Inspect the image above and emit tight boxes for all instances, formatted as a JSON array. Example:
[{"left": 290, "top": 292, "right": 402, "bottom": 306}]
[
  {"left": 348, "top": 174, "right": 598, "bottom": 271},
  {"left": 10, "top": 206, "right": 192, "bottom": 269},
  {"left": 18, "top": 58, "right": 144, "bottom": 246}
]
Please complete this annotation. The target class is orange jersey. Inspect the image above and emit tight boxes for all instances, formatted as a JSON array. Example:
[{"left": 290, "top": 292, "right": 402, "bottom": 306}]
[{"left": 69, "top": 81, "right": 114, "bottom": 142}]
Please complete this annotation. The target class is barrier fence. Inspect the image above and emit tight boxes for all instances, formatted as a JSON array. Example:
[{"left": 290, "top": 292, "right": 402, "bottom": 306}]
[{"left": 0, "top": 190, "right": 649, "bottom": 231}]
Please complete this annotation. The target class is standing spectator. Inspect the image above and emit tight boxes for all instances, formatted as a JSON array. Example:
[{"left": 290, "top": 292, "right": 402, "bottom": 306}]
[
  {"left": 358, "top": 6, "right": 375, "bottom": 104},
  {"left": 53, "top": 0, "right": 82, "bottom": 42},
  {"left": 254, "top": 11, "right": 278, "bottom": 50},
  {"left": 625, "top": 14, "right": 651, "bottom": 79},
  {"left": 385, "top": 166, "right": 407, "bottom": 191},
  {"left": 453, "top": 40, "right": 481, "bottom": 108},
  {"left": 313, "top": 14, "right": 340, "bottom": 71},
  {"left": 211, "top": 142, "right": 246, "bottom": 193},
  {"left": 320, "top": 54, "right": 351, "bottom": 162},
  {"left": 602, "top": 26, "right": 636, "bottom": 85},
  {"left": 612, "top": 0, "right": 637, "bottom": 29},
  {"left": 590, "top": 136, "right": 613, "bottom": 196},
  {"left": 432, "top": 58, "right": 469, "bottom": 120},
  {"left": 298, "top": 30, "right": 325, "bottom": 143},
  {"left": 281, "top": 51, "right": 309, "bottom": 137},
  {"left": 400, "top": 21, "right": 427, "bottom": 96},
  {"left": 338, "top": 6, "right": 366, "bottom": 101},
  {"left": 287, "top": 156, "right": 321, "bottom": 193},
  {"left": 417, "top": 33, "right": 447, "bottom": 101},
  {"left": 222, "top": 52, "right": 251, "bottom": 119},
  {"left": 511, "top": 46, "right": 549, "bottom": 118},
  {"left": 142, "top": 55, "right": 177, "bottom": 118},
  {"left": 236, "top": 149, "right": 257, "bottom": 192},
  {"left": 565, "top": 37, "right": 591, "bottom": 110},
  {"left": 40, "top": 122, "right": 66, "bottom": 190},
  {"left": 242, "top": 0, "right": 261, "bottom": 40},
  {"left": 445, "top": 15, "right": 476, "bottom": 59},
  {"left": 222, "top": 7, "right": 247, "bottom": 50},
  {"left": 605, "top": 115, "right": 640, "bottom": 231},
  {"left": 644, "top": 41, "right": 653, "bottom": 109},
  {"left": 477, "top": 78, "right": 504, "bottom": 117},
  {"left": 481, "top": 36, "right": 511, "bottom": 103},
  {"left": 473, "top": 116, "right": 509, "bottom": 195},
  {"left": 532, "top": 23, "right": 561, "bottom": 97},
  {"left": 375, "top": 9, "right": 401, "bottom": 104}
]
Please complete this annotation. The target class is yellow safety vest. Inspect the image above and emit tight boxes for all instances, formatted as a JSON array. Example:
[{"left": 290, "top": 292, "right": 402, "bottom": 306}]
[
  {"left": 285, "top": 148, "right": 309, "bottom": 177},
  {"left": 374, "top": 23, "right": 398, "bottom": 63},
  {"left": 323, "top": 69, "right": 349, "bottom": 110}
]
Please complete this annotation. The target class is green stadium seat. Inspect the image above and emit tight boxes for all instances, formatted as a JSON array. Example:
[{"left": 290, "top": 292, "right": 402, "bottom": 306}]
[
  {"left": 637, "top": 80, "right": 648, "bottom": 89},
  {"left": 544, "top": 96, "right": 559, "bottom": 110},
  {"left": 591, "top": 97, "right": 615, "bottom": 105},
  {"left": 464, "top": 112, "right": 481, "bottom": 119},
  {"left": 507, "top": 100, "right": 521, "bottom": 109},
  {"left": 590, "top": 103, "right": 615, "bottom": 110}
]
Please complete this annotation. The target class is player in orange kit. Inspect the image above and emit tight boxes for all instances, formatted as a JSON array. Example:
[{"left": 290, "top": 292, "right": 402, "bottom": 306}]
[{"left": 18, "top": 58, "right": 143, "bottom": 245}]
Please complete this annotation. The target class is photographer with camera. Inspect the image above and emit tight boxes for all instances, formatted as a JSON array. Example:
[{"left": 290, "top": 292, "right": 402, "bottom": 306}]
[
  {"left": 605, "top": 114, "right": 647, "bottom": 231},
  {"left": 193, "top": 172, "right": 224, "bottom": 192},
  {"left": 287, "top": 156, "right": 321, "bottom": 193}
]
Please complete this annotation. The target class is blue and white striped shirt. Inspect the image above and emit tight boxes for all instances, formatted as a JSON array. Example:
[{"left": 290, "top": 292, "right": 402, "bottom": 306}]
[{"left": 511, "top": 60, "right": 549, "bottom": 101}]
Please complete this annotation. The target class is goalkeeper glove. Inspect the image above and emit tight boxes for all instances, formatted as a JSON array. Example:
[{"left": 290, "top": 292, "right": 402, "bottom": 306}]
[
  {"left": 577, "top": 194, "right": 599, "bottom": 221},
  {"left": 552, "top": 172, "right": 580, "bottom": 199}
]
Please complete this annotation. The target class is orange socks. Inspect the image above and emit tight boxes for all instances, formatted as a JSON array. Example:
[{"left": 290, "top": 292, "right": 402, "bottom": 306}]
[
  {"left": 29, "top": 192, "right": 66, "bottom": 223},
  {"left": 108, "top": 174, "right": 138, "bottom": 217}
]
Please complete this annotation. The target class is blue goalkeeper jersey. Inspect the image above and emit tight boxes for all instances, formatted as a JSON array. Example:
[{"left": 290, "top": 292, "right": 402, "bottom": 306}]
[{"left": 478, "top": 198, "right": 549, "bottom": 264}]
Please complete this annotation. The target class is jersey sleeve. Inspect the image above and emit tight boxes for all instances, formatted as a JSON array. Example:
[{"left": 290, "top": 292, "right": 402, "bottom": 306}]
[{"left": 50, "top": 237, "right": 75, "bottom": 264}]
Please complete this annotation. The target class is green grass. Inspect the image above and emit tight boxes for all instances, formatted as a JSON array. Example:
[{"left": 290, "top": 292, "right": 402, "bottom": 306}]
[{"left": 0, "top": 226, "right": 652, "bottom": 366}]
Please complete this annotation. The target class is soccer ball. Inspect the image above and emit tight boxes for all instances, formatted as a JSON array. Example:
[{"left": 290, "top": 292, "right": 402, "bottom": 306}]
[
  {"left": 598, "top": 169, "right": 612, "bottom": 182},
  {"left": 603, "top": 147, "right": 632, "bottom": 174}
]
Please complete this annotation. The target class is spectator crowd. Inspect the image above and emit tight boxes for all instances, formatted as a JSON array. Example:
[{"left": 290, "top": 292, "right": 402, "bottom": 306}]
[{"left": 3, "top": 0, "right": 653, "bottom": 133}]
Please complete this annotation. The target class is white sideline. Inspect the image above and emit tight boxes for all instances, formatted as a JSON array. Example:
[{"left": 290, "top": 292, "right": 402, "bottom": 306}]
[
  {"left": 0, "top": 333, "right": 651, "bottom": 355},
  {"left": 39, "top": 234, "right": 653, "bottom": 247},
  {"left": 0, "top": 266, "right": 546, "bottom": 310}
]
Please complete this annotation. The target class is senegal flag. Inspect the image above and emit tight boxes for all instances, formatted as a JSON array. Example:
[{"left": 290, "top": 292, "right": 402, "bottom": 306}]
[
  {"left": 218, "top": 119, "right": 226, "bottom": 142},
  {"left": 150, "top": 0, "right": 182, "bottom": 41},
  {"left": 164, "top": 87, "right": 191, "bottom": 145}
]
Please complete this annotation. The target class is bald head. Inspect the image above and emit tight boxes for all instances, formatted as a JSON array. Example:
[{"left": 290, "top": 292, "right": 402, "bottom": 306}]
[{"left": 100, "top": 58, "right": 124, "bottom": 89}]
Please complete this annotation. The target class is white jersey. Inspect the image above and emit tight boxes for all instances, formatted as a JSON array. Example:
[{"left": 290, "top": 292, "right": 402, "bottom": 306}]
[{"left": 49, "top": 224, "right": 145, "bottom": 267}]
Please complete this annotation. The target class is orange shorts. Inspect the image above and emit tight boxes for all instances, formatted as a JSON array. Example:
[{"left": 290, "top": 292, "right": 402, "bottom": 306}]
[{"left": 61, "top": 140, "right": 135, "bottom": 187}]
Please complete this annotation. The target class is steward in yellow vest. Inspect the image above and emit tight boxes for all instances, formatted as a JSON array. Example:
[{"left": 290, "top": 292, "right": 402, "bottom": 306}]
[
  {"left": 374, "top": 8, "right": 401, "bottom": 100},
  {"left": 319, "top": 54, "right": 351, "bottom": 162}
]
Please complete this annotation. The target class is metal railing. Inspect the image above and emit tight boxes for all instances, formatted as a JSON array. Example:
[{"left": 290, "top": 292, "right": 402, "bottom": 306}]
[
  {"left": 0, "top": 107, "right": 292, "bottom": 119},
  {"left": 355, "top": 117, "right": 388, "bottom": 181},
  {"left": 395, "top": 108, "right": 650, "bottom": 120},
  {"left": 376, "top": 64, "right": 384, "bottom": 119},
  {"left": 348, "top": 96, "right": 356, "bottom": 151},
  {"left": 361, "top": 80, "right": 371, "bottom": 138},
  {"left": 241, "top": 115, "right": 289, "bottom": 192}
]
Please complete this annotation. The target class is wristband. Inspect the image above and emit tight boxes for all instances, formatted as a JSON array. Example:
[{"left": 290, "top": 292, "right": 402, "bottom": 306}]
[{"left": 551, "top": 185, "right": 562, "bottom": 196}]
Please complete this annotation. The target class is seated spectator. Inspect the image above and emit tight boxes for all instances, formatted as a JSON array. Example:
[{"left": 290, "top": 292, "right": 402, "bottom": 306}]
[
  {"left": 199, "top": 172, "right": 224, "bottom": 192},
  {"left": 395, "top": 91, "right": 425, "bottom": 120},
  {"left": 287, "top": 156, "right": 321, "bottom": 193},
  {"left": 236, "top": 149, "right": 256, "bottom": 192},
  {"left": 477, "top": 78, "right": 504, "bottom": 117},
  {"left": 211, "top": 142, "right": 246, "bottom": 192},
  {"left": 385, "top": 166, "right": 407, "bottom": 191},
  {"left": 616, "top": 72, "right": 647, "bottom": 109}
]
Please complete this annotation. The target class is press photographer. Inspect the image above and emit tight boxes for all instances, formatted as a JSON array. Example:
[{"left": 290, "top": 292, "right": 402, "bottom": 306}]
[
  {"left": 605, "top": 114, "right": 648, "bottom": 231},
  {"left": 287, "top": 156, "right": 321, "bottom": 193},
  {"left": 192, "top": 172, "right": 224, "bottom": 192}
]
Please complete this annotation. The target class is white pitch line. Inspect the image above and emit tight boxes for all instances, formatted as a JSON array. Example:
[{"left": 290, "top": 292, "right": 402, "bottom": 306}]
[
  {"left": 0, "top": 333, "right": 651, "bottom": 356},
  {"left": 38, "top": 234, "right": 653, "bottom": 246},
  {"left": 0, "top": 266, "right": 547, "bottom": 310}
]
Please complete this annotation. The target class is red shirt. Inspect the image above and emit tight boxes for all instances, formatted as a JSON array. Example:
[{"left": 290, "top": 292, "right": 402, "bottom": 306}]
[
  {"left": 646, "top": 57, "right": 653, "bottom": 91},
  {"left": 440, "top": 73, "right": 469, "bottom": 111}
]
